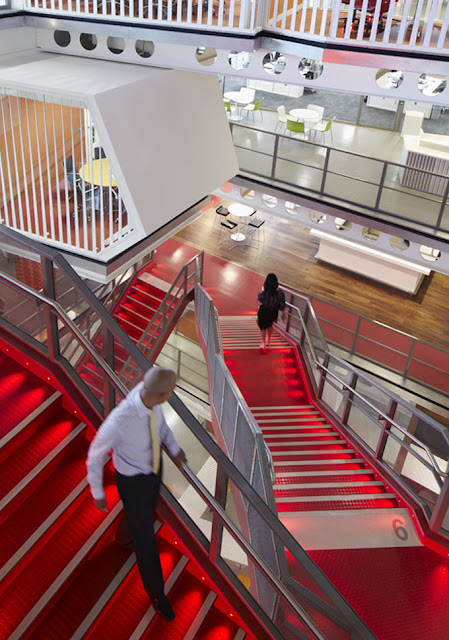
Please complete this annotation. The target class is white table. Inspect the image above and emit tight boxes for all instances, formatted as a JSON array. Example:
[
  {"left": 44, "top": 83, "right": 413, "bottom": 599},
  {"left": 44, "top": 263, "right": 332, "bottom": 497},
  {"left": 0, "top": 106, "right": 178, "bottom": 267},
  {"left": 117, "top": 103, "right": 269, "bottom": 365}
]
[
  {"left": 224, "top": 91, "right": 253, "bottom": 121},
  {"left": 228, "top": 203, "right": 255, "bottom": 242},
  {"left": 289, "top": 108, "right": 322, "bottom": 123}
]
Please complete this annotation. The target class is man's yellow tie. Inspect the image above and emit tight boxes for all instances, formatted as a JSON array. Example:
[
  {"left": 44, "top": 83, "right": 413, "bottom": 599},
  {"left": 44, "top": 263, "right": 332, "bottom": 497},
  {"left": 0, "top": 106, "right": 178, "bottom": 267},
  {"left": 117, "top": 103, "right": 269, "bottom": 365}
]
[{"left": 150, "top": 409, "right": 160, "bottom": 475}]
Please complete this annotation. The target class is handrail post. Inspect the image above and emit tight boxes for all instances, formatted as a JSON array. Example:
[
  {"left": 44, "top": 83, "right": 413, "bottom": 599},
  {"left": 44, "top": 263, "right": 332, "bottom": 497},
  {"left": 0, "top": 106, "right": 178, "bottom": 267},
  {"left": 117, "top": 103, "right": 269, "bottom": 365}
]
[
  {"left": 209, "top": 465, "right": 228, "bottom": 564},
  {"left": 320, "top": 147, "right": 331, "bottom": 194},
  {"left": 430, "top": 477, "right": 449, "bottom": 534},
  {"left": 271, "top": 134, "right": 280, "bottom": 179},
  {"left": 102, "top": 326, "right": 116, "bottom": 416},
  {"left": 40, "top": 256, "right": 60, "bottom": 361},
  {"left": 375, "top": 161, "right": 388, "bottom": 210},
  {"left": 341, "top": 371, "right": 358, "bottom": 425},
  {"left": 351, "top": 316, "right": 362, "bottom": 356},
  {"left": 375, "top": 398, "right": 397, "bottom": 460},
  {"left": 317, "top": 353, "right": 329, "bottom": 399},
  {"left": 435, "top": 176, "right": 449, "bottom": 231}
]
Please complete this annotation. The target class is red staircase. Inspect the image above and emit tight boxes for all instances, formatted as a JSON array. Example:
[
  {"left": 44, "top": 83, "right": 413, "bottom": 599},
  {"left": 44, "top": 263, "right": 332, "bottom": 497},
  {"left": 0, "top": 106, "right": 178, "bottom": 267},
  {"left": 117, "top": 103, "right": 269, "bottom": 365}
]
[
  {"left": 0, "top": 351, "right": 253, "bottom": 640},
  {"left": 78, "top": 275, "right": 178, "bottom": 397},
  {"left": 221, "top": 317, "right": 400, "bottom": 516}
]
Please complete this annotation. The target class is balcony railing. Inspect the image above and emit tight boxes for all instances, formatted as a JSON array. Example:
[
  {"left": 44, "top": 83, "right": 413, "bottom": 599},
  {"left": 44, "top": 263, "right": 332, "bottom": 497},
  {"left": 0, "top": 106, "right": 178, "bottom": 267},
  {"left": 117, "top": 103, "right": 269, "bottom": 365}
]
[{"left": 19, "top": 0, "right": 449, "bottom": 54}]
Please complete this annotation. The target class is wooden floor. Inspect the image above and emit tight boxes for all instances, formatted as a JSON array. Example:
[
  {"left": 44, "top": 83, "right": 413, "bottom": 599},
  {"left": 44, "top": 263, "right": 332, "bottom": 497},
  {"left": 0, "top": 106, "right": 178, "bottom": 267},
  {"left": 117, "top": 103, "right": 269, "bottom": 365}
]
[{"left": 174, "top": 199, "right": 449, "bottom": 352}]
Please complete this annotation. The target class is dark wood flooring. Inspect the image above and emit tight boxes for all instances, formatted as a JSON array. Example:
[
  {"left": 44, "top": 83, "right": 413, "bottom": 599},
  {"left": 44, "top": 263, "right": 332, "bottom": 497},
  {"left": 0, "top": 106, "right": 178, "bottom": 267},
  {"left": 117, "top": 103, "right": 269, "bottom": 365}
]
[{"left": 174, "top": 200, "right": 449, "bottom": 352}]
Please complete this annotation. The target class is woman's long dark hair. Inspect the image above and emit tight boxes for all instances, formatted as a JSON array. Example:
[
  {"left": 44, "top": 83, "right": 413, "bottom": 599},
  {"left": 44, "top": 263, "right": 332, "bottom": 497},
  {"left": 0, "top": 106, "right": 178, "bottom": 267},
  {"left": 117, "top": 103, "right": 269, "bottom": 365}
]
[{"left": 263, "top": 273, "right": 279, "bottom": 307}]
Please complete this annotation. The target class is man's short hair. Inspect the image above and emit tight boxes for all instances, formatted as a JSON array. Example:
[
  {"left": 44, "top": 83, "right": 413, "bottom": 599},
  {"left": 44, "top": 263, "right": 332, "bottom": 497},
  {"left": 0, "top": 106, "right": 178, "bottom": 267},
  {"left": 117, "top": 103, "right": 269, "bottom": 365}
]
[{"left": 143, "top": 367, "right": 176, "bottom": 396}]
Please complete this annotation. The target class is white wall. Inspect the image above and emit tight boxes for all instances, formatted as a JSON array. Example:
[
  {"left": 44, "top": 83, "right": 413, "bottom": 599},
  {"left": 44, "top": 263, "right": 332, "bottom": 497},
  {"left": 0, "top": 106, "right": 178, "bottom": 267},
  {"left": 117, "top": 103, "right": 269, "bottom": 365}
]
[{"left": 92, "top": 67, "right": 238, "bottom": 236}]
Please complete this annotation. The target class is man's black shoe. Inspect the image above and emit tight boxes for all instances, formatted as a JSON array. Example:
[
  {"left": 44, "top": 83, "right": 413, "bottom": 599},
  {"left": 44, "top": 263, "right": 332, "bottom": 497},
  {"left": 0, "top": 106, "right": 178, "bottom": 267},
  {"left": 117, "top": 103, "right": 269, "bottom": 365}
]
[{"left": 153, "top": 596, "right": 175, "bottom": 622}]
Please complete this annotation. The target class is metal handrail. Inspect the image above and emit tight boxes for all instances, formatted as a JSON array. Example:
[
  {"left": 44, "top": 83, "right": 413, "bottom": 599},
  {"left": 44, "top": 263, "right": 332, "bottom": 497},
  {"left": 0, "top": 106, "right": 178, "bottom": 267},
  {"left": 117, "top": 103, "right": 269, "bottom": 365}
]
[
  {"left": 0, "top": 271, "right": 128, "bottom": 399},
  {"left": 282, "top": 282, "right": 449, "bottom": 395},
  {"left": 231, "top": 121, "right": 449, "bottom": 236},
  {"left": 118, "top": 251, "right": 204, "bottom": 383},
  {"left": 282, "top": 302, "right": 449, "bottom": 483},
  {"left": 179, "top": 463, "right": 330, "bottom": 640},
  {"left": 232, "top": 121, "right": 449, "bottom": 180},
  {"left": 0, "top": 228, "right": 377, "bottom": 638}
]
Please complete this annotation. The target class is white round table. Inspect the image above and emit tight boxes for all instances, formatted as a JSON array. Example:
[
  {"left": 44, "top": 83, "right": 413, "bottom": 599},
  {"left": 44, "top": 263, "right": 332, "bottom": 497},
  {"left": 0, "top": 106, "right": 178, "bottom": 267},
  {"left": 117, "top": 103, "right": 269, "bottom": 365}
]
[
  {"left": 228, "top": 203, "right": 255, "bottom": 242},
  {"left": 289, "top": 108, "right": 321, "bottom": 122},
  {"left": 224, "top": 91, "right": 253, "bottom": 121}
]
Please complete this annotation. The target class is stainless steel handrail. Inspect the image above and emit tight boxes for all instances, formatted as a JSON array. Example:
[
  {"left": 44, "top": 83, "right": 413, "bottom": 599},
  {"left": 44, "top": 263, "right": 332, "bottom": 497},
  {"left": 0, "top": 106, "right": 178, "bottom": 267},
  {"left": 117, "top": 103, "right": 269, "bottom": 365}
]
[
  {"left": 232, "top": 121, "right": 449, "bottom": 180},
  {"left": 0, "top": 224, "right": 378, "bottom": 639},
  {"left": 320, "top": 353, "right": 449, "bottom": 478},
  {"left": 231, "top": 121, "right": 449, "bottom": 235},
  {"left": 282, "top": 282, "right": 449, "bottom": 394},
  {"left": 180, "top": 463, "right": 329, "bottom": 640},
  {"left": 281, "top": 301, "right": 449, "bottom": 482},
  {"left": 118, "top": 251, "right": 204, "bottom": 383},
  {"left": 0, "top": 271, "right": 128, "bottom": 399}
]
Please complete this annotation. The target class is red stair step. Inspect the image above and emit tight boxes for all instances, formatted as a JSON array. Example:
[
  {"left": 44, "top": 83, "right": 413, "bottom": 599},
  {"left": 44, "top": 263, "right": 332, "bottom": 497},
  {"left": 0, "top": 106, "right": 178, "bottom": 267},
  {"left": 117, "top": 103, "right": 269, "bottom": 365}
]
[
  {"left": 84, "top": 529, "right": 183, "bottom": 640},
  {"left": 269, "top": 443, "right": 348, "bottom": 452},
  {"left": 272, "top": 452, "right": 356, "bottom": 462},
  {"left": 275, "top": 472, "right": 375, "bottom": 485},
  {"left": 0, "top": 435, "right": 89, "bottom": 567},
  {"left": 0, "top": 481, "right": 119, "bottom": 638},
  {"left": 274, "top": 462, "right": 366, "bottom": 473},
  {"left": 141, "top": 569, "right": 211, "bottom": 639},
  {"left": 193, "top": 604, "right": 241, "bottom": 640},
  {"left": 0, "top": 410, "right": 83, "bottom": 501},
  {"left": 277, "top": 497, "right": 398, "bottom": 512},
  {"left": 274, "top": 485, "right": 387, "bottom": 498},
  {"left": 0, "top": 353, "right": 54, "bottom": 439},
  {"left": 24, "top": 525, "right": 133, "bottom": 640}
]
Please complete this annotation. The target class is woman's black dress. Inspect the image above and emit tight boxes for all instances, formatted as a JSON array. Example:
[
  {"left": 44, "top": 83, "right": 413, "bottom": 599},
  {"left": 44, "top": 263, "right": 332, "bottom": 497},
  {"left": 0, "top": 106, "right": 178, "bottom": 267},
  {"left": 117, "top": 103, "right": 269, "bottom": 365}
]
[{"left": 257, "top": 290, "right": 286, "bottom": 330}]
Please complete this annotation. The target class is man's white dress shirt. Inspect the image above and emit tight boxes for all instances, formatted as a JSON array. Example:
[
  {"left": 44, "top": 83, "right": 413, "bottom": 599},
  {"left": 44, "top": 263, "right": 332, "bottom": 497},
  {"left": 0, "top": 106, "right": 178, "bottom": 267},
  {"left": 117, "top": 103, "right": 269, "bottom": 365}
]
[{"left": 87, "top": 382, "right": 181, "bottom": 501}]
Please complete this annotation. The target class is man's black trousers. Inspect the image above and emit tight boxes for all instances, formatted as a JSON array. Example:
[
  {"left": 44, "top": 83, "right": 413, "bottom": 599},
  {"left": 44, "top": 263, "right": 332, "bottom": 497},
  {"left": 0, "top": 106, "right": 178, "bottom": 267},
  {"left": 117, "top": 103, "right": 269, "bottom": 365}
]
[{"left": 115, "top": 468, "right": 164, "bottom": 601}]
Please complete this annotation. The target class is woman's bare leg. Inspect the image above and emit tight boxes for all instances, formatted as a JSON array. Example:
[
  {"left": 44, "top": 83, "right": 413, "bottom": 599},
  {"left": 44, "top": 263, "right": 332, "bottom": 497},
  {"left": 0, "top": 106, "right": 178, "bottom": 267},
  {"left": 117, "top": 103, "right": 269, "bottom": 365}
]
[
  {"left": 260, "top": 329, "right": 267, "bottom": 349},
  {"left": 266, "top": 327, "right": 273, "bottom": 346}
]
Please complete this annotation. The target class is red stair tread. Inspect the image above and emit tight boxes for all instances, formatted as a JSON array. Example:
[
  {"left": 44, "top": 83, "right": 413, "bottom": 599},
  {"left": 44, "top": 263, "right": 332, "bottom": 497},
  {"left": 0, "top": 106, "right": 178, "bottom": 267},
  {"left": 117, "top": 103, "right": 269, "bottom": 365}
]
[
  {"left": 0, "top": 353, "right": 54, "bottom": 438},
  {"left": 274, "top": 463, "right": 366, "bottom": 473},
  {"left": 142, "top": 570, "right": 211, "bottom": 639},
  {"left": 274, "top": 485, "right": 387, "bottom": 498},
  {"left": 0, "top": 483, "right": 119, "bottom": 638},
  {"left": 85, "top": 533, "right": 183, "bottom": 640},
  {"left": 275, "top": 473, "right": 375, "bottom": 485},
  {"left": 0, "top": 409, "right": 82, "bottom": 500},
  {"left": 25, "top": 526, "right": 133, "bottom": 640},
  {"left": 272, "top": 452, "right": 356, "bottom": 462},
  {"left": 0, "top": 438, "right": 89, "bottom": 566},
  {"left": 194, "top": 605, "right": 242, "bottom": 640},
  {"left": 269, "top": 443, "right": 349, "bottom": 452},
  {"left": 277, "top": 497, "right": 398, "bottom": 512}
]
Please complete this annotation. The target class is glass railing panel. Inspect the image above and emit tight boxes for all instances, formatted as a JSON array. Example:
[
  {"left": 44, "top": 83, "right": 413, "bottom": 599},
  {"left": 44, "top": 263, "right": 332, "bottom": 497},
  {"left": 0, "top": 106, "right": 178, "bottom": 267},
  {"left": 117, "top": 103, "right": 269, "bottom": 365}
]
[
  {"left": 274, "top": 158, "right": 323, "bottom": 192},
  {"left": 1, "top": 286, "right": 48, "bottom": 345},
  {"left": 324, "top": 170, "right": 379, "bottom": 209},
  {"left": 235, "top": 147, "right": 274, "bottom": 177},
  {"left": 321, "top": 378, "right": 347, "bottom": 422},
  {"left": 221, "top": 378, "right": 239, "bottom": 454},
  {"left": 277, "top": 140, "right": 327, "bottom": 173},
  {"left": 345, "top": 395, "right": 381, "bottom": 453},
  {"left": 378, "top": 166, "right": 444, "bottom": 231},
  {"left": 232, "top": 126, "right": 276, "bottom": 157}
]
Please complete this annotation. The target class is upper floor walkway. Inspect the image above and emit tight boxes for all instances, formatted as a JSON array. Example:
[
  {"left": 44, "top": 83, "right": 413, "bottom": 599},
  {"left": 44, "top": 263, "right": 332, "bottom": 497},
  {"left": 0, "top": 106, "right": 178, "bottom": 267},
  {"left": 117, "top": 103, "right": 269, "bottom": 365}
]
[{"left": 3, "top": 0, "right": 449, "bottom": 60}]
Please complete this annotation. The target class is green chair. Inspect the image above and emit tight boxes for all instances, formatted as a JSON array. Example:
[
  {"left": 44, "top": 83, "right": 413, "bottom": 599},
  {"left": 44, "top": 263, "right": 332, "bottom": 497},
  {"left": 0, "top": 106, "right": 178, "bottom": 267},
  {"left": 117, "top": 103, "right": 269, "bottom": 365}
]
[
  {"left": 311, "top": 116, "right": 335, "bottom": 141},
  {"left": 243, "top": 98, "right": 263, "bottom": 124},
  {"left": 286, "top": 118, "right": 306, "bottom": 138},
  {"left": 223, "top": 100, "right": 231, "bottom": 118}
]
